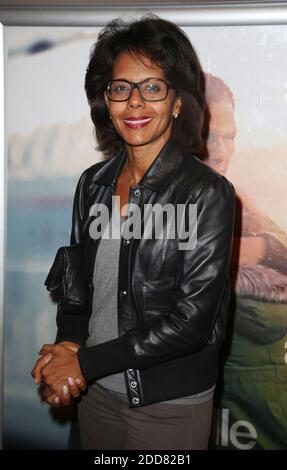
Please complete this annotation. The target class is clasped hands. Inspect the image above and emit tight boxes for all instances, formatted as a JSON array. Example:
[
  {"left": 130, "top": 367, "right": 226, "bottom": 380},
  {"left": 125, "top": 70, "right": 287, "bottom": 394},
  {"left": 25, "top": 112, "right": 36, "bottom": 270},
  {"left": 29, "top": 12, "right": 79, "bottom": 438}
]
[{"left": 31, "top": 341, "right": 87, "bottom": 407}]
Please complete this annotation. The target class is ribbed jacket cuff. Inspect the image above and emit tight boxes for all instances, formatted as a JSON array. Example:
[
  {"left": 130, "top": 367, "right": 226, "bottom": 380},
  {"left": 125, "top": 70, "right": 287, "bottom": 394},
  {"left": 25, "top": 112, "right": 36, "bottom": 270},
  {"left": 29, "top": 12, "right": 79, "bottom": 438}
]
[{"left": 77, "top": 335, "right": 138, "bottom": 382}]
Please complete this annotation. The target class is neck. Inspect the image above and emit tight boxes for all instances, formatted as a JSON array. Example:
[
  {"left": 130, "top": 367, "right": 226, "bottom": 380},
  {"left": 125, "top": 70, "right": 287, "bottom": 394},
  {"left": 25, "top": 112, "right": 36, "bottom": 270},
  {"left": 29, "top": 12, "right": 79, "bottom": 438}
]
[{"left": 125, "top": 136, "right": 171, "bottom": 182}]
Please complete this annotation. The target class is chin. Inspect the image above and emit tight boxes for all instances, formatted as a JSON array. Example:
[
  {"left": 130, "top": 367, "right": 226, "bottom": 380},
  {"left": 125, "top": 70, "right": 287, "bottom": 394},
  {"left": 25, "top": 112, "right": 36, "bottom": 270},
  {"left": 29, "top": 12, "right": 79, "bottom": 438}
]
[
  {"left": 121, "top": 133, "right": 155, "bottom": 147},
  {"left": 215, "top": 166, "right": 227, "bottom": 176}
]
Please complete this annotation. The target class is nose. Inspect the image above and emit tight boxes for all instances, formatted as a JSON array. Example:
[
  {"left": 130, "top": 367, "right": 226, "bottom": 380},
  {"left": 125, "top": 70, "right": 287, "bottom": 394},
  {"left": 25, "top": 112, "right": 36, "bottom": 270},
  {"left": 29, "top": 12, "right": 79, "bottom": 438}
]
[
  {"left": 127, "top": 85, "right": 145, "bottom": 108},
  {"left": 213, "top": 136, "right": 227, "bottom": 152}
]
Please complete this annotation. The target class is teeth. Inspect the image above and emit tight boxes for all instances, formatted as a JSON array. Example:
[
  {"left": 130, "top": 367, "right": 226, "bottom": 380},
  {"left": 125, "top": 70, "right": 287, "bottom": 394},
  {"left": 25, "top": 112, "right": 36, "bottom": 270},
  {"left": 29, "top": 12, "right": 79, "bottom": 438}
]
[{"left": 124, "top": 118, "right": 152, "bottom": 124}]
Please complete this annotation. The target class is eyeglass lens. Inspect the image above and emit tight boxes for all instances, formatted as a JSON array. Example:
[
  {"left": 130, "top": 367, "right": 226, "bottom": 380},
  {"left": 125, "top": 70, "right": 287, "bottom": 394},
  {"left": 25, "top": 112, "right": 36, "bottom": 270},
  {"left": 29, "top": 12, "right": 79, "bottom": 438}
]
[{"left": 107, "top": 79, "right": 168, "bottom": 101}]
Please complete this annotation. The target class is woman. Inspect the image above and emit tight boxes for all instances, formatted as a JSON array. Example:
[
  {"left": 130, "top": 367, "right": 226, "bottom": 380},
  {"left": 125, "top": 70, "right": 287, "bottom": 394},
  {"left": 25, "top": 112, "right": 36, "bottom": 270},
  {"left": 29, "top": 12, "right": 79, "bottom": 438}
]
[{"left": 32, "top": 15, "right": 235, "bottom": 450}]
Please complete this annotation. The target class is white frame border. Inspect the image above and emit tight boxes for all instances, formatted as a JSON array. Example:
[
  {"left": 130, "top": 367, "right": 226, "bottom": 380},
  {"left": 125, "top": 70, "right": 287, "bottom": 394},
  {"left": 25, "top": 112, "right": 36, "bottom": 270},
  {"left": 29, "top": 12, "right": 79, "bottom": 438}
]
[{"left": 1, "top": 3, "right": 287, "bottom": 26}]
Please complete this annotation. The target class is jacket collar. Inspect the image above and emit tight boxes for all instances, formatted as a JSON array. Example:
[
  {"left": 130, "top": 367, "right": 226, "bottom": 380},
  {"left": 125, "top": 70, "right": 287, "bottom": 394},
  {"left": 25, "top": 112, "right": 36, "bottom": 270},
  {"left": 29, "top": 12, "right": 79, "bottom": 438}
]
[{"left": 90, "top": 137, "right": 185, "bottom": 192}]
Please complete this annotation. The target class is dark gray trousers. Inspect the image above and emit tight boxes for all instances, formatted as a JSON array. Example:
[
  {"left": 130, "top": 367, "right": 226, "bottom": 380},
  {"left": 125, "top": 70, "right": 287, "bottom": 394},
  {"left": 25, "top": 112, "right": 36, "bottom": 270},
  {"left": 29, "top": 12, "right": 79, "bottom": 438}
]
[{"left": 77, "top": 383, "right": 213, "bottom": 450}]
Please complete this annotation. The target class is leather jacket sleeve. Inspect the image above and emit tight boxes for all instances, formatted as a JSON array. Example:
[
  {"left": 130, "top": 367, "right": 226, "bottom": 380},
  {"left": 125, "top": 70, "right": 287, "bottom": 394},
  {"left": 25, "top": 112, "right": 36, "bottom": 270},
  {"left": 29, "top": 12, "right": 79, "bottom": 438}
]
[{"left": 77, "top": 174, "right": 235, "bottom": 381}]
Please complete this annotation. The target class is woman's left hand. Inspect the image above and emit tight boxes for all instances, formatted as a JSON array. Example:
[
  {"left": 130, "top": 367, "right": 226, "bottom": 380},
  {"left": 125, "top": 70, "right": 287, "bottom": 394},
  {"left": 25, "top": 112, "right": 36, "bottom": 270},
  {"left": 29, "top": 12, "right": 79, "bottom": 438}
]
[{"left": 31, "top": 352, "right": 53, "bottom": 385}]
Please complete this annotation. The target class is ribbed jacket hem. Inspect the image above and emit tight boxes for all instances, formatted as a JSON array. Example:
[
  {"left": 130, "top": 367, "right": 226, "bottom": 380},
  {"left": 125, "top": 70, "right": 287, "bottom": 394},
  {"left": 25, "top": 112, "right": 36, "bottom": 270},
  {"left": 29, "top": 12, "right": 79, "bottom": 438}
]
[{"left": 77, "top": 335, "right": 138, "bottom": 382}]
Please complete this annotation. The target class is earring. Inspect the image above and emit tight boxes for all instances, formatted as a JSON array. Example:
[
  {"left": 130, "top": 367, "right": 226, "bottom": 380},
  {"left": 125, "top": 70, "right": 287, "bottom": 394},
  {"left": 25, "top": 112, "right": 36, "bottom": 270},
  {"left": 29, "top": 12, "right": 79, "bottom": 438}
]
[
  {"left": 173, "top": 113, "right": 178, "bottom": 119},
  {"left": 109, "top": 114, "right": 112, "bottom": 120}
]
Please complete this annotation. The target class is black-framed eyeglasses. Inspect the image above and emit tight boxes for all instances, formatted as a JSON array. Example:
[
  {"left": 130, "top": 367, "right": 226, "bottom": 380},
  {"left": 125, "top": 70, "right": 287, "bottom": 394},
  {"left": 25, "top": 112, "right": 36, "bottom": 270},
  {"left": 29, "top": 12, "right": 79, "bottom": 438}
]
[{"left": 106, "top": 78, "right": 174, "bottom": 102}]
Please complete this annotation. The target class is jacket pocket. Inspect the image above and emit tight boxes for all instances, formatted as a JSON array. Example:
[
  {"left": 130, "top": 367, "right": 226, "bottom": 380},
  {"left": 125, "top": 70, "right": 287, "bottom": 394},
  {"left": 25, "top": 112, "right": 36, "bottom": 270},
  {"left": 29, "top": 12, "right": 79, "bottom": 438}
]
[{"left": 143, "top": 276, "right": 175, "bottom": 312}]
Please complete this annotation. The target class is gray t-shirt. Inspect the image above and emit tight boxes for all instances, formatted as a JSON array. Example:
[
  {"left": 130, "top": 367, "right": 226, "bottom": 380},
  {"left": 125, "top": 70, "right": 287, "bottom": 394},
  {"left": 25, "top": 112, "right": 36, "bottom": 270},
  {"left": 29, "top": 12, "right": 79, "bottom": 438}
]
[{"left": 86, "top": 202, "right": 214, "bottom": 404}]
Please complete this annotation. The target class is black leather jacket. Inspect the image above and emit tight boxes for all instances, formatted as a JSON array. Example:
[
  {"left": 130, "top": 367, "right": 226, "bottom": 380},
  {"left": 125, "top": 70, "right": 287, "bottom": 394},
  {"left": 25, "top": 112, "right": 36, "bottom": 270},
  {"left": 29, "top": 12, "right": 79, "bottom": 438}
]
[{"left": 46, "top": 137, "right": 235, "bottom": 408}]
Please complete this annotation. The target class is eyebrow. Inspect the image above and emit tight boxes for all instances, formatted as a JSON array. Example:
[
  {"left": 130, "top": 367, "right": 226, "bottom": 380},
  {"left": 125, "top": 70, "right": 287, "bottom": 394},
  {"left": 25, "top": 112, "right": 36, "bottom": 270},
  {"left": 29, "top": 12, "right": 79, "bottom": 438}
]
[{"left": 110, "top": 77, "right": 164, "bottom": 82}]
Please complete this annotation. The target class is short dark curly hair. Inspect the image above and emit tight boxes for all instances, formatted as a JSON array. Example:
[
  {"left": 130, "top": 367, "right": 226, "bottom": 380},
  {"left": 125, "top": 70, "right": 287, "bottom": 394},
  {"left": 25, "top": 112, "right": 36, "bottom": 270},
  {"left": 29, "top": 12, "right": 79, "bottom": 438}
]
[{"left": 85, "top": 14, "right": 205, "bottom": 157}]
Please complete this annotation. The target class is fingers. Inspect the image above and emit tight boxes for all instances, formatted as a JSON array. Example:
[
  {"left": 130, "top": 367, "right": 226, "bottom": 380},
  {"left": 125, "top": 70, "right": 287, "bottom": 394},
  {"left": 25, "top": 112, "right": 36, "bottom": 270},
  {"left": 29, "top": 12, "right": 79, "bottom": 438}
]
[
  {"left": 59, "top": 341, "right": 81, "bottom": 353},
  {"left": 67, "top": 377, "right": 81, "bottom": 398},
  {"left": 42, "top": 382, "right": 72, "bottom": 407},
  {"left": 41, "top": 376, "right": 87, "bottom": 407},
  {"left": 41, "top": 385, "right": 61, "bottom": 408},
  {"left": 41, "top": 384, "right": 55, "bottom": 400},
  {"left": 75, "top": 375, "right": 87, "bottom": 392},
  {"left": 62, "top": 375, "right": 87, "bottom": 402},
  {"left": 39, "top": 344, "right": 54, "bottom": 355},
  {"left": 31, "top": 343, "right": 55, "bottom": 384},
  {"left": 61, "top": 384, "right": 72, "bottom": 406},
  {"left": 47, "top": 395, "right": 61, "bottom": 408},
  {"left": 66, "top": 375, "right": 87, "bottom": 396},
  {"left": 31, "top": 353, "right": 53, "bottom": 384}
]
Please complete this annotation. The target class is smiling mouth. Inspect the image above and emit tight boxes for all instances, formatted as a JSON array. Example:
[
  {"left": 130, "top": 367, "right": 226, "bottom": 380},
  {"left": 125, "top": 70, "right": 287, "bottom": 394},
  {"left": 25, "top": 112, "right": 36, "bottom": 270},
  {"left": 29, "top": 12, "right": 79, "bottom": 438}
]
[{"left": 123, "top": 117, "right": 152, "bottom": 129}]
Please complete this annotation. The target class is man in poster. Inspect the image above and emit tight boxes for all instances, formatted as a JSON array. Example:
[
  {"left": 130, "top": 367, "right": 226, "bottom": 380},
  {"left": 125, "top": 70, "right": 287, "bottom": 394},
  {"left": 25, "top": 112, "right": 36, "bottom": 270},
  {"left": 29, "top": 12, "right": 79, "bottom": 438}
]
[{"left": 203, "top": 73, "right": 287, "bottom": 450}]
